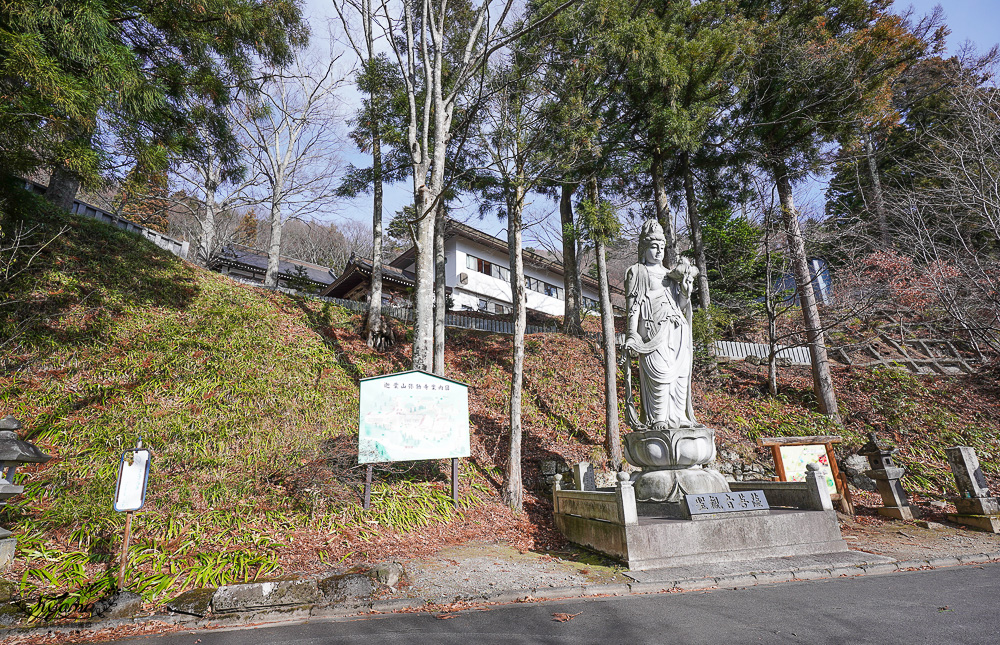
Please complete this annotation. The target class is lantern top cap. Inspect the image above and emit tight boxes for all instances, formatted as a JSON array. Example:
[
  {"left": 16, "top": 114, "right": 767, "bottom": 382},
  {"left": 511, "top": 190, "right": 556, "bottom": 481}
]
[
  {"left": 0, "top": 417, "right": 51, "bottom": 464},
  {"left": 859, "top": 432, "right": 895, "bottom": 456}
]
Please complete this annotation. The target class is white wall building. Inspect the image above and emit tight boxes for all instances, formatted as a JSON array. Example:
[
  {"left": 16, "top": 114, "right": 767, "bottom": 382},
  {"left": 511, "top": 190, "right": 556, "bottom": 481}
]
[{"left": 326, "top": 219, "right": 618, "bottom": 316}]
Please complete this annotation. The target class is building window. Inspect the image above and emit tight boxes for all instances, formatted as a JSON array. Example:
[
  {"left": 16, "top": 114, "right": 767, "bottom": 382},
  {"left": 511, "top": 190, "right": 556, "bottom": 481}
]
[
  {"left": 466, "top": 253, "right": 510, "bottom": 282},
  {"left": 583, "top": 296, "right": 599, "bottom": 310},
  {"left": 478, "top": 299, "right": 488, "bottom": 311},
  {"left": 525, "top": 276, "right": 562, "bottom": 299},
  {"left": 494, "top": 303, "right": 505, "bottom": 314}
]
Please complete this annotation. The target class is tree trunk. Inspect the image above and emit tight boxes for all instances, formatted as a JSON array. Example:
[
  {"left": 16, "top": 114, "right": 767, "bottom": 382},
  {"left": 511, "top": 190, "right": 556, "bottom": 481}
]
[
  {"left": 763, "top": 227, "right": 780, "bottom": 397},
  {"left": 864, "top": 134, "right": 891, "bottom": 248},
  {"left": 46, "top": 165, "right": 81, "bottom": 212},
  {"left": 765, "top": 284, "right": 780, "bottom": 397},
  {"left": 504, "top": 186, "right": 527, "bottom": 512},
  {"left": 366, "top": 122, "right": 384, "bottom": 348},
  {"left": 196, "top": 158, "right": 219, "bottom": 267},
  {"left": 560, "top": 183, "right": 584, "bottom": 336},
  {"left": 681, "top": 152, "right": 711, "bottom": 312},
  {"left": 650, "top": 149, "right": 678, "bottom": 267},
  {"left": 411, "top": 186, "right": 436, "bottom": 371},
  {"left": 433, "top": 201, "right": 447, "bottom": 375},
  {"left": 589, "top": 181, "right": 622, "bottom": 468},
  {"left": 773, "top": 163, "right": 841, "bottom": 423},
  {"left": 264, "top": 193, "right": 284, "bottom": 288},
  {"left": 198, "top": 198, "right": 217, "bottom": 268}
]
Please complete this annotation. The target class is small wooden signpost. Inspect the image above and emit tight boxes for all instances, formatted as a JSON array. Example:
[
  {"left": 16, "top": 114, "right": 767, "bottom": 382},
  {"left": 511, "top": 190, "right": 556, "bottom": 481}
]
[
  {"left": 113, "top": 440, "right": 151, "bottom": 589},
  {"left": 357, "top": 370, "right": 470, "bottom": 510},
  {"left": 758, "top": 435, "right": 854, "bottom": 514}
]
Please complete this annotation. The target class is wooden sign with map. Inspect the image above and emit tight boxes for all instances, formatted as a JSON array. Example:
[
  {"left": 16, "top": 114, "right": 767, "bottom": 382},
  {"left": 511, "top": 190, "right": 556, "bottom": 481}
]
[{"left": 358, "top": 370, "right": 470, "bottom": 464}]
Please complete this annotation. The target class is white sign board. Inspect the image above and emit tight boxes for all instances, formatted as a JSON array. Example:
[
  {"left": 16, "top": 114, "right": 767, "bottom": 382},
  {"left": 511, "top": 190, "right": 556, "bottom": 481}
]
[
  {"left": 114, "top": 448, "right": 151, "bottom": 512},
  {"left": 358, "top": 370, "right": 470, "bottom": 464}
]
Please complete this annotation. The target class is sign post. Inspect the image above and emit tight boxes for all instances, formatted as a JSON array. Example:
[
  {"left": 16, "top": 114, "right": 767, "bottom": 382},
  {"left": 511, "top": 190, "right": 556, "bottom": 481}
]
[
  {"left": 358, "top": 370, "right": 470, "bottom": 509},
  {"left": 113, "top": 440, "right": 151, "bottom": 589}
]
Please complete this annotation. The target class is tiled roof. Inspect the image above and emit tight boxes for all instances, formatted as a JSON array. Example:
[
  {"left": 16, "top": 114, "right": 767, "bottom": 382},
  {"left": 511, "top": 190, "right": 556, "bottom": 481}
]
[
  {"left": 320, "top": 256, "right": 415, "bottom": 298},
  {"left": 211, "top": 245, "right": 336, "bottom": 286}
]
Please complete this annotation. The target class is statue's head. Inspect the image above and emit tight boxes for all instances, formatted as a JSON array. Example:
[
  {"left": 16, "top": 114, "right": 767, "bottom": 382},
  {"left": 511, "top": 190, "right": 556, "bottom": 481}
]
[{"left": 638, "top": 219, "right": 666, "bottom": 264}]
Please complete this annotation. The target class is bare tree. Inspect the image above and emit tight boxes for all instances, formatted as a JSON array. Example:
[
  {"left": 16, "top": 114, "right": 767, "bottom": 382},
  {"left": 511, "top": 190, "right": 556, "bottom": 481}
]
[
  {"left": 235, "top": 54, "right": 346, "bottom": 288},
  {"left": 0, "top": 219, "right": 65, "bottom": 354},
  {"left": 882, "top": 68, "right": 1000, "bottom": 354},
  {"left": 169, "top": 139, "right": 257, "bottom": 266},
  {"left": 278, "top": 218, "right": 372, "bottom": 274},
  {"left": 376, "top": 0, "right": 575, "bottom": 371},
  {"left": 473, "top": 56, "right": 576, "bottom": 510}
]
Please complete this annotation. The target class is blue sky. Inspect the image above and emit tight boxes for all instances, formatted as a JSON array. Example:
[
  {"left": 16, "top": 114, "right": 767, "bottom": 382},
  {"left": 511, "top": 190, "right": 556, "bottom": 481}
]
[
  {"left": 313, "top": 1, "right": 1000, "bottom": 245},
  {"left": 892, "top": 1, "right": 999, "bottom": 56}
]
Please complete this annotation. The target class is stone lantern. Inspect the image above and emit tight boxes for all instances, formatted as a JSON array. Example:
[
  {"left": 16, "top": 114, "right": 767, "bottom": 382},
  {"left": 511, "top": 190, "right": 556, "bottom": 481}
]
[
  {"left": 0, "top": 416, "right": 52, "bottom": 566},
  {"left": 859, "top": 433, "right": 913, "bottom": 521}
]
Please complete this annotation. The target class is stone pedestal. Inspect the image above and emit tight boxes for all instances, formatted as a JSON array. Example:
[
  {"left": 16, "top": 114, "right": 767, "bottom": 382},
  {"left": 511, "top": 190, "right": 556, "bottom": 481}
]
[
  {"left": 955, "top": 497, "right": 1000, "bottom": 515},
  {"left": 0, "top": 539, "right": 15, "bottom": 569},
  {"left": 864, "top": 467, "right": 914, "bottom": 521},
  {"left": 624, "top": 426, "right": 730, "bottom": 504},
  {"left": 945, "top": 446, "right": 999, "bottom": 533},
  {"left": 946, "top": 512, "right": 1000, "bottom": 533},
  {"left": 552, "top": 468, "right": 848, "bottom": 570}
]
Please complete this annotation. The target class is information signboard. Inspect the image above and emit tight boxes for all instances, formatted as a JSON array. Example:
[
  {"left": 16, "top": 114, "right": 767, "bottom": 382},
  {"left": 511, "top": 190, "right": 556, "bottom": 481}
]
[
  {"left": 778, "top": 444, "right": 837, "bottom": 492},
  {"left": 358, "top": 370, "right": 470, "bottom": 464}
]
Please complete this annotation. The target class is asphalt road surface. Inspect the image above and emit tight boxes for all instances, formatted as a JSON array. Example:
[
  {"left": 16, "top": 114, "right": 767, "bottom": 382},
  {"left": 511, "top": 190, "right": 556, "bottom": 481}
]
[{"left": 116, "top": 564, "right": 1000, "bottom": 645}]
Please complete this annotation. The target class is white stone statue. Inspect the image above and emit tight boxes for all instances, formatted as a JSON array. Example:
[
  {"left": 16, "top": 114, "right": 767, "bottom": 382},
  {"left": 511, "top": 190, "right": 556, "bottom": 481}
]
[
  {"left": 623, "top": 220, "right": 698, "bottom": 428},
  {"left": 620, "top": 219, "right": 729, "bottom": 503}
]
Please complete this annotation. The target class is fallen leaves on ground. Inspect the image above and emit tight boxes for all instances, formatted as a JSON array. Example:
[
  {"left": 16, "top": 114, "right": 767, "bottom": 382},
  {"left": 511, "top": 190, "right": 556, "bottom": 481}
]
[{"left": 552, "top": 612, "right": 582, "bottom": 622}]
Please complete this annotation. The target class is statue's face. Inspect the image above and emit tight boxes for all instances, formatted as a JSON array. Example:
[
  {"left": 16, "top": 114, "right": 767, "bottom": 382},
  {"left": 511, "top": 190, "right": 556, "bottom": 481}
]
[{"left": 644, "top": 240, "right": 664, "bottom": 265}]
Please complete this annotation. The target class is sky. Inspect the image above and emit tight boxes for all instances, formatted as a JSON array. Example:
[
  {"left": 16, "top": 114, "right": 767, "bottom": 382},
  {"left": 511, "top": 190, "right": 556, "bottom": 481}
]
[
  {"left": 304, "top": 1, "right": 1000, "bottom": 247},
  {"left": 892, "top": 1, "right": 999, "bottom": 56}
]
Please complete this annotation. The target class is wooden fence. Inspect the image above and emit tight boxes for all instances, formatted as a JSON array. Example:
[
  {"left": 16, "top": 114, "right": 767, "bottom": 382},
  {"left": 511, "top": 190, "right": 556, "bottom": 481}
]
[{"left": 265, "top": 284, "right": 815, "bottom": 363}]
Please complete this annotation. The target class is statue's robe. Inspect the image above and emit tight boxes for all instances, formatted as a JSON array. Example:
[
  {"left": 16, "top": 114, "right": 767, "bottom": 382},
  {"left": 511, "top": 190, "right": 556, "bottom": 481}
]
[{"left": 624, "top": 263, "right": 696, "bottom": 427}]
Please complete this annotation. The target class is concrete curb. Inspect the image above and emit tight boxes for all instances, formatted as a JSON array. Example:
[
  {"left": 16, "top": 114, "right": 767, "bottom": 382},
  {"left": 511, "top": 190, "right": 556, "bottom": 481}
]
[{"left": 4, "top": 552, "right": 999, "bottom": 640}]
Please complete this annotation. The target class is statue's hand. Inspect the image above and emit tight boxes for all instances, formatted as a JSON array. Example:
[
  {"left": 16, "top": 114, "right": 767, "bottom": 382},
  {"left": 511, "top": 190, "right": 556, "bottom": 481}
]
[{"left": 623, "top": 335, "right": 641, "bottom": 358}]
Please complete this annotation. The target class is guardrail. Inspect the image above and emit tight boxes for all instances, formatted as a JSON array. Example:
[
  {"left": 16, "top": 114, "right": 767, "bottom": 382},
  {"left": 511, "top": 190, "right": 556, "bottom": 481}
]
[
  {"left": 70, "top": 201, "right": 189, "bottom": 259},
  {"left": 254, "top": 281, "right": 816, "bottom": 359}
]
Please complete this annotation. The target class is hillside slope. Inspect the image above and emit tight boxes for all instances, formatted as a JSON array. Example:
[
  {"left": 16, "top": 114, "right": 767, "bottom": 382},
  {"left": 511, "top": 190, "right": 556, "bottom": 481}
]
[{"left": 2, "top": 192, "right": 999, "bottom": 617}]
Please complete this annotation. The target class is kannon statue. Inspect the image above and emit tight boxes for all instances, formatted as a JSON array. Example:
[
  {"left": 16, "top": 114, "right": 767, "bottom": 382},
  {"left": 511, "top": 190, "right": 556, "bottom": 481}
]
[{"left": 620, "top": 219, "right": 730, "bottom": 503}]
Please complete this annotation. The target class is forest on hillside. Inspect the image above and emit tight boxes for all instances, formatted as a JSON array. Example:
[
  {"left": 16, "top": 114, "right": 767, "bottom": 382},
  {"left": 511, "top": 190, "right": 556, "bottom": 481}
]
[{"left": 2, "top": 0, "right": 999, "bottom": 513}]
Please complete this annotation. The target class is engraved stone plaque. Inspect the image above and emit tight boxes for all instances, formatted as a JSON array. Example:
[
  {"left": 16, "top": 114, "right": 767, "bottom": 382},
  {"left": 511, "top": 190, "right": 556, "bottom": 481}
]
[{"left": 685, "top": 490, "right": 770, "bottom": 515}]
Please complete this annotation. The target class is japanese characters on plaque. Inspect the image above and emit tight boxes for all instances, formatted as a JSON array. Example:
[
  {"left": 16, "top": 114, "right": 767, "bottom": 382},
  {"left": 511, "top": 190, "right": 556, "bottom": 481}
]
[
  {"left": 684, "top": 490, "right": 770, "bottom": 515},
  {"left": 382, "top": 381, "right": 451, "bottom": 391}
]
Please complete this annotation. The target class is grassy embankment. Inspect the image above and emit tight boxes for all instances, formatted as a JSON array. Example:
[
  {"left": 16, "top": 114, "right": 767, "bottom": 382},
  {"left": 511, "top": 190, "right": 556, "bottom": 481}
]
[{"left": 1, "top": 188, "right": 998, "bottom": 618}]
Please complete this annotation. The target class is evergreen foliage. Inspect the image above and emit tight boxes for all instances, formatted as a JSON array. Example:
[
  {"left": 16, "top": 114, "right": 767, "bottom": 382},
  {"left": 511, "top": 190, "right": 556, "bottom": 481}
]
[{"left": 0, "top": 0, "right": 307, "bottom": 188}]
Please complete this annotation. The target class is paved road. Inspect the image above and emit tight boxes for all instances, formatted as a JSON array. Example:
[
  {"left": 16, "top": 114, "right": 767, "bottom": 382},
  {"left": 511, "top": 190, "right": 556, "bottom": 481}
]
[{"left": 118, "top": 564, "right": 1000, "bottom": 645}]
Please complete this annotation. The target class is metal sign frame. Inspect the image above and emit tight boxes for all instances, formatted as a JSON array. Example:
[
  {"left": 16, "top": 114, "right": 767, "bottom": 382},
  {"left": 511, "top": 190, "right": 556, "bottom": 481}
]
[{"left": 113, "top": 447, "right": 152, "bottom": 513}]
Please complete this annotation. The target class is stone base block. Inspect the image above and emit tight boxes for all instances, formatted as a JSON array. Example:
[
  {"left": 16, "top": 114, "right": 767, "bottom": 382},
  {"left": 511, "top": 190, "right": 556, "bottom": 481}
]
[
  {"left": 0, "top": 539, "right": 15, "bottom": 569},
  {"left": 554, "top": 509, "right": 848, "bottom": 571},
  {"left": 633, "top": 467, "right": 730, "bottom": 504},
  {"left": 947, "top": 513, "right": 1000, "bottom": 533},
  {"left": 877, "top": 506, "right": 914, "bottom": 521},
  {"left": 954, "top": 497, "right": 1000, "bottom": 516}
]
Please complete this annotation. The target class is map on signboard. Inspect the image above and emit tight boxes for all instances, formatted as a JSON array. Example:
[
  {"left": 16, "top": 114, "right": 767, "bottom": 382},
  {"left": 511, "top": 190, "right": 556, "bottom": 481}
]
[
  {"left": 358, "top": 370, "right": 470, "bottom": 464},
  {"left": 778, "top": 444, "right": 837, "bottom": 492}
]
